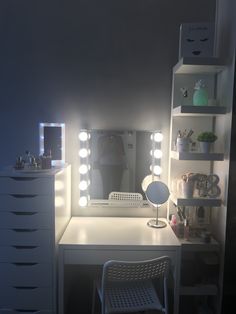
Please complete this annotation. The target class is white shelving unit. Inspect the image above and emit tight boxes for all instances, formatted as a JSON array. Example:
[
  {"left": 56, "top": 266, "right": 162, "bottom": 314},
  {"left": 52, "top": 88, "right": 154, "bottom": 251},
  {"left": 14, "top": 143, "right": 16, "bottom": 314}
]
[
  {"left": 179, "top": 237, "right": 220, "bottom": 300},
  {"left": 168, "top": 57, "right": 226, "bottom": 215},
  {"left": 168, "top": 57, "right": 227, "bottom": 314}
]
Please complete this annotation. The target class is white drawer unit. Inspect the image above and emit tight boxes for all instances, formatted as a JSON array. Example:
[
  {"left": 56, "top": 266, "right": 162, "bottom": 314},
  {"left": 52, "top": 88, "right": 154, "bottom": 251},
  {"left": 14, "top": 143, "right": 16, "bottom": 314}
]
[{"left": 0, "top": 165, "right": 71, "bottom": 314}]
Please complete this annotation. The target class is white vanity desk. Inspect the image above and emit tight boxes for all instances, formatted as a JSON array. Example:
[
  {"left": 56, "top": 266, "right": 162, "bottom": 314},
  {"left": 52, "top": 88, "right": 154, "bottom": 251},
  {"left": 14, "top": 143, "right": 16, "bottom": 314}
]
[{"left": 58, "top": 216, "right": 181, "bottom": 314}]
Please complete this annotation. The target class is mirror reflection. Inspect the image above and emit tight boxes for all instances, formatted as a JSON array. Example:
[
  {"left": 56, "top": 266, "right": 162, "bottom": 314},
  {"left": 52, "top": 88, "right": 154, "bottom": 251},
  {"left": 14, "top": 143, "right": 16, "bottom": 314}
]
[{"left": 88, "top": 130, "right": 158, "bottom": 200}]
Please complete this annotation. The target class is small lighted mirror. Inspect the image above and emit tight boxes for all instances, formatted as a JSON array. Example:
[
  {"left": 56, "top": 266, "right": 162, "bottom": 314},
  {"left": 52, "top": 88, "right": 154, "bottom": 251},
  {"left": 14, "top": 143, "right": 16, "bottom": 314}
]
[{"left": 39, "top": 123, "right": 65, "bottom": 166}]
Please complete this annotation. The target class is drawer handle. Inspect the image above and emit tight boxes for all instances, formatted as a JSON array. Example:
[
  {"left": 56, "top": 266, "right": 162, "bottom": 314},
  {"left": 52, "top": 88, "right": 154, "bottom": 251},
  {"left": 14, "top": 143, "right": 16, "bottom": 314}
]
[
  {"left": 11, "top": 211, "right": 37, "bottom": 216},
  {"left": 14, "top": 310, "right": 39, "bottom": 313},
  {"left": 10, "top": 194, "right": 37, "bottom": 198},
  {"left": 13, "top": 228, "right": 37, "bottom": 232},
  {"left": 13, "top": 286, "right": 38, "bottom": 290},
  {"left": 12, "top": 262, "right": 38, "bottom": 266},
  {"left": 12, "top": 245, "right": 38, "bottom": 249},
  {"left": 10, "top": 177, "right": 37, "bottom": 181}
]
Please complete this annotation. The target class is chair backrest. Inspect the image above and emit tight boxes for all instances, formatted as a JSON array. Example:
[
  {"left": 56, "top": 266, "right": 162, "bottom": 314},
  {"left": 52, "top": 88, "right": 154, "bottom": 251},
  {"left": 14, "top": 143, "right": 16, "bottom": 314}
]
[
  {"left": 102, "top": 256, "right": 170, "bottom": 285},
  {"left": 108, "top": 191, "right": 143, "bottom": 207}
]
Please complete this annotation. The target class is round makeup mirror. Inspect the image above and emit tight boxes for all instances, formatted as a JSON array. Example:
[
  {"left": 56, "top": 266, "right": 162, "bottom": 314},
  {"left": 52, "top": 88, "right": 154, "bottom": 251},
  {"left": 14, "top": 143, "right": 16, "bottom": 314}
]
[
  {"left": 141, "top": 174, "right": 159, "bottom": 193},
  {"left": 145, "top": 181, "right": 170, "bottom": 228}
]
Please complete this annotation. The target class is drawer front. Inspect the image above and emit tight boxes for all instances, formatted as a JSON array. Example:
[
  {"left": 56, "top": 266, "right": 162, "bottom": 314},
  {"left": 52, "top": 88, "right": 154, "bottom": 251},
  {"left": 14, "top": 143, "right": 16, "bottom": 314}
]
[
  {"left": 0, "top": 229, "right": 52, "bottom": 246},
  {"left": 0, "top": 177, "right": 53, "bottom": 195},
  {"left": 0, "top": 310, "right": 52, "bottom": 314},
  {"left": 0, "top": 195, "right": 53, "bottom": 212},
  {"left": 0, "top": 245, "right": 52, "bottom": 263},
  {"left": 0, "top": 212, "right": 52, "bottom": 229},
  {"left": 0, "top": 287, "right": 52, "bottom": 310},
  {"left": 64, "top": 249, "right": 177, "bottom": 266},
  {"left": 0, "top": 263, "right": 52, "bottom": 287}
]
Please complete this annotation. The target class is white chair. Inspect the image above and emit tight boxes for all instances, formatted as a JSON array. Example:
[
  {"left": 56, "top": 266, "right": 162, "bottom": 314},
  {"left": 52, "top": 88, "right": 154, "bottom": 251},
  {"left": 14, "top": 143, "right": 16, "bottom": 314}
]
[
  {"left": 91, "top": 256, "right": 170, "bottom": 314},
  {"left": 108, "top": 191, "right": 143, "bottom": 207}
]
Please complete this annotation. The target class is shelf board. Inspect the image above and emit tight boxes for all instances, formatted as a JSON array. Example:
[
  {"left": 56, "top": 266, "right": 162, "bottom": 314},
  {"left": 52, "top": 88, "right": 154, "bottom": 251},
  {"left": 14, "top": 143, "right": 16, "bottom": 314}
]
[
  {"left": 170, "top": 150, "right": 224, "bottom": 161},
  {"left": 179, "top": 237, "right": 219, "bottom": 252},
  {"left": 174, "top": 57, "right": 225, "bottom": 74},
  {"left": 180, "top": 284, "right": 218, "bottom": 296},
  {"left": 170, "top": 194, "right": 222, "bottom": 207},
  {"left": 172, "top": 105, "right": 226, "bottom": 116}
]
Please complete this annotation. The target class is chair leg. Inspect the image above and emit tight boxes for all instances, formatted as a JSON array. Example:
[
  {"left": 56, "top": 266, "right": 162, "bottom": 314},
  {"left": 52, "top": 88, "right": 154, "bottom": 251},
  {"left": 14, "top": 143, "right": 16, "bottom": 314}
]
[
  {"left": 164, "top": 277, "right": 168, "bottom": 314},
  {"left": 91, "top": 280, "right": 96, "bottom": 314}
]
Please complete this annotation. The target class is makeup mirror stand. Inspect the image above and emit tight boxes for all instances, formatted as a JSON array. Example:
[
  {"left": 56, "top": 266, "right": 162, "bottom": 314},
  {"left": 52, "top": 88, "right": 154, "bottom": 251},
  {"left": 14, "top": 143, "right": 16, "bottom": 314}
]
[
  {"left": 147, "top": 205, "right": 167, "bottom": 228},
  {"left": 145, "top": 180, "right": 170, "bottom": 228}
]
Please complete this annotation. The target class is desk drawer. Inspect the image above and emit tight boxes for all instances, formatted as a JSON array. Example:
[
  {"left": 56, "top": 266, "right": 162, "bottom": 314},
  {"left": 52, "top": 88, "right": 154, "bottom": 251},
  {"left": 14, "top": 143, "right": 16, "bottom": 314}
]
[
  {"left": 0, "top": 211, "right": 52, "bottom": 229},
  {"left": 0, "top": 177, "right": 53, "bottom": 195},
  {"left": 0, "top": 245, "right": 52, "bottom": 263},
  {"left": 0, "top": 263, "right": 52, "bottom": 287},
  {"left": 0, "top": 229, "right": 52, "bottom": 246},
  {"left": 0, "top": 195, "right": 53, "bottom": 212},
  {"left": 64, "top": 249, "right": 177, "bottom": 265},
  {"left": 0, "top": 287, "right": 52, "bottom": 310}
]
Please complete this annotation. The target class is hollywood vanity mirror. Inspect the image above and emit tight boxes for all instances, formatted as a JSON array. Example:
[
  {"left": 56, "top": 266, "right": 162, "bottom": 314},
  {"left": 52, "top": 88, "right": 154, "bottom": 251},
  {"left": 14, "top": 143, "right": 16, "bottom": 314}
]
[{"left": 78, "top": 129, "right": 163, "bottom": 207}]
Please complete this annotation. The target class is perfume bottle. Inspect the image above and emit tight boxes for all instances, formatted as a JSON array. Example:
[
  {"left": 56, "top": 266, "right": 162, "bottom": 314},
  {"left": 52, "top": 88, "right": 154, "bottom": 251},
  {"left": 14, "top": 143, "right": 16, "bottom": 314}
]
[{"left": 24, "top": 150, "right": 32, "bottom": 169}]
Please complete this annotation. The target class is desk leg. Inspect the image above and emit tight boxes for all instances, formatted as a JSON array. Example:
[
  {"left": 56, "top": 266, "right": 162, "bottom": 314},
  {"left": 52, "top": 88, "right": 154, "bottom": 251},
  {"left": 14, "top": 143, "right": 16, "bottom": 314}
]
[
  {"left": 58, "top": 247, "right": 64, "bottom": 314},
  {"left": 173, "top": 249, "right": 181, "bottom": 314}
]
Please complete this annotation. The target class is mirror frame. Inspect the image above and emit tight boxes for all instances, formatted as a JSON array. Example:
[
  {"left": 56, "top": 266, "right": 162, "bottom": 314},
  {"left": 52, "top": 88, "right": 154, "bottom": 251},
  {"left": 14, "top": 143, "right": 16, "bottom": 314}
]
[
  {"left": 78, "top": 129, "right": 163, "bottom": 207},
  {"left": 39, "top": 122, "right": 65, "bottom": 166}
]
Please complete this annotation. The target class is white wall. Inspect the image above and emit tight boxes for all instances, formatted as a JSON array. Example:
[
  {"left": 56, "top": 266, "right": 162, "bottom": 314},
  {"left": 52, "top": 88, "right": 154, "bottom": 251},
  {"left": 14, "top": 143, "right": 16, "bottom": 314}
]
[{"left": 0, "top": 0, "right": 216, "bottom": 215}]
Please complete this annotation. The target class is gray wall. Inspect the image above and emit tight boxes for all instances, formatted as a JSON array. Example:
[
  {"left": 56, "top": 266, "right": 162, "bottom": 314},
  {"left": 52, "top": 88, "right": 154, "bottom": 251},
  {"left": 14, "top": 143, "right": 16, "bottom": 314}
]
[
  {"left": 214, "top": 0, "right": 236, "bottom": 311},
  {"left": 0, "top": 0, "right": 216, "bottom": 213}
]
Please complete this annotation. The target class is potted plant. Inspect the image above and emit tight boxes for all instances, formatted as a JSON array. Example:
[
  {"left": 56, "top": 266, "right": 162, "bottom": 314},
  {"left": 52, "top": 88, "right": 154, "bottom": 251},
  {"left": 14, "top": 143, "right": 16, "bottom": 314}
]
[{"left": 197, "top": 131, "right": 217, "bottom": 153}]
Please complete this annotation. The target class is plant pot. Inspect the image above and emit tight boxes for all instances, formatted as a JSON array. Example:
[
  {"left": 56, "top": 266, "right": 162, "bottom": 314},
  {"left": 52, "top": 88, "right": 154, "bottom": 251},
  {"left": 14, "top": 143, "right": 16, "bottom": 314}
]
[{"left": 199, "top": 141, "right": 212, "bottom": 153}]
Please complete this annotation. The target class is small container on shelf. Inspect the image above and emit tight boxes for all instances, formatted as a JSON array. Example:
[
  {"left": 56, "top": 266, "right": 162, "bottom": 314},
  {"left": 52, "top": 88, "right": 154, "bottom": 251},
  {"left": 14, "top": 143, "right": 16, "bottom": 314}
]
[{"left": 184, "top": 219, "right": 190, "bottom": 241}]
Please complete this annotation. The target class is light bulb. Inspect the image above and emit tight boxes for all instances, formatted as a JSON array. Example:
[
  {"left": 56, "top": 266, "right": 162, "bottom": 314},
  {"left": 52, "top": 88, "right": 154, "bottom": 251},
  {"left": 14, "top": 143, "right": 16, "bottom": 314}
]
[
  {"left": 79, "top": 131, "right": 89, "bottom": 142},
  {"left": 154, "top": 149, "right": 162, "bottom": 159},
  {"left": 79, "top": 164, "right": 88, "bottom": 174},
  {"left": 79, "top": 180, "right": 88, "bottom": 191},
  {"left": 150, "top": 165, "right": 162, "bottom": 175},
  {"left": 79, "top": 148, "right": 89, "bottom": 158},
  {"left": 153, "top": 165, "right": 162, "bottom": 175},
  {"left": 154, "top": 132, "right": 163, "bottom": 142},
  {"left": 79, "top": 196, "right": 88, "bottom": 207}
]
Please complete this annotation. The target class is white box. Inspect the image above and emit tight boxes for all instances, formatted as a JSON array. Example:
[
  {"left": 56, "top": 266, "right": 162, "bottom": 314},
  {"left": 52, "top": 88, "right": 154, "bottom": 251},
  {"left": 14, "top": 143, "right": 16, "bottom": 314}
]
[{"left": 179, "top": 23, "right": 215, "bottom": 59}]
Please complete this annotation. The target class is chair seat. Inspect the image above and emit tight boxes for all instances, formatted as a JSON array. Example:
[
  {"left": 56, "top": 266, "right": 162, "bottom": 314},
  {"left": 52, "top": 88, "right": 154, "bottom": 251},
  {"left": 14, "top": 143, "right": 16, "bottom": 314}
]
[
  {"left": 95, "top": 279, "right": 164, "bottom": 314},
  {"left": 91, "top": 257, "right": 170, "bottom": 314}
]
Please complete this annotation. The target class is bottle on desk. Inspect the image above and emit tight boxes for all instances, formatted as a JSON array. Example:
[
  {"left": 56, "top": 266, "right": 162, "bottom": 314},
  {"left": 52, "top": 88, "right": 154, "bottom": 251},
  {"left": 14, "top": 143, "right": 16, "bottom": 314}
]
[
  {"left": 184, "top": 218, "right": 190, "bottom": 241},
  {"left": 170, "top": 215, "right": 178, "bottom": 236}
]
